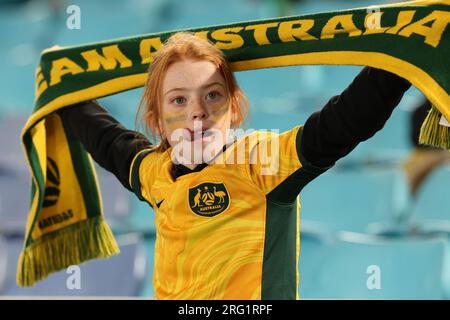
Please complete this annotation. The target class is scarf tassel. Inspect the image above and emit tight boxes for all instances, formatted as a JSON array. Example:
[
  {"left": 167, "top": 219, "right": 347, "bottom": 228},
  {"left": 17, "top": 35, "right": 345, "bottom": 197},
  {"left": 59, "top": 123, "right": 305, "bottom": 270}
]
[
  {"left": 17, "top": 216, "right": 119, "bottom": 287},
  {"left": 419, "top": 105, "right": 450, "bottom": 150}
]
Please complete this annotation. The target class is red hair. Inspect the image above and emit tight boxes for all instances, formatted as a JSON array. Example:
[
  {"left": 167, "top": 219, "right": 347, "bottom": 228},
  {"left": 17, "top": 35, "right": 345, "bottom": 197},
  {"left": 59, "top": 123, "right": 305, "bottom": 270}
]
[{"left": 137, "top": 32, "right": 249, "bottom": 151}]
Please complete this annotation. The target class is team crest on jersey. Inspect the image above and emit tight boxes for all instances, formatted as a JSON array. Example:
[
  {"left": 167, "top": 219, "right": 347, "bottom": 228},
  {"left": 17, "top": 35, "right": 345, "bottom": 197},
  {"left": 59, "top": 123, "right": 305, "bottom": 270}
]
[{"left": 188, "top": 182, "right": 230, "bottom": 217}]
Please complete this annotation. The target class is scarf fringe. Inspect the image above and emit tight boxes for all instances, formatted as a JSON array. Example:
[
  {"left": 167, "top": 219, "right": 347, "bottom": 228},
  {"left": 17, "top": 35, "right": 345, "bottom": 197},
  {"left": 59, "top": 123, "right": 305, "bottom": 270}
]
[
  {"left": 16, "top": 216, "right": 120, "bottom": 287},
  {"left": 419, "top": 106, "right": 450, "bottom": 150}
]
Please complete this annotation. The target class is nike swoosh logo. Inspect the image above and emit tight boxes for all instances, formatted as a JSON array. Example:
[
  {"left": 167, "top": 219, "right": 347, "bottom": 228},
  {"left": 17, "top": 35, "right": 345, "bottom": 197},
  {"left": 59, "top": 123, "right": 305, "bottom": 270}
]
[{"left": 156, "top": 199, "right": 164, "bottom": 209}]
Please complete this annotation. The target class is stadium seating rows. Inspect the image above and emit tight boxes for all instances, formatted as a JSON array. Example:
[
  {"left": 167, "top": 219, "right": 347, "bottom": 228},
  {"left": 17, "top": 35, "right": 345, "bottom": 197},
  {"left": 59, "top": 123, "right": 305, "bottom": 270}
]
[{"left": 1, "top": 0, "right": 449, "bottom": 299}]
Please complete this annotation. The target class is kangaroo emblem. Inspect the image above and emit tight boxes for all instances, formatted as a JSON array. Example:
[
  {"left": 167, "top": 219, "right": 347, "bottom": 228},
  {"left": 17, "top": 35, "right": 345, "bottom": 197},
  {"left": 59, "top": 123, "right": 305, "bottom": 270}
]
[{"left": 192, "top": 188, "right": 202, "bottom": 208}]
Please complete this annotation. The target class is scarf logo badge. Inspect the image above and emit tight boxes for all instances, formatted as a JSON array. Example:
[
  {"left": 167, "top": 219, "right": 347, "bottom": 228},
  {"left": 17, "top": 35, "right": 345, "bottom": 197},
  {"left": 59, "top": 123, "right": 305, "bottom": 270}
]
[{"left": 188, "top": 182, "right": 230, "bottom": 217}]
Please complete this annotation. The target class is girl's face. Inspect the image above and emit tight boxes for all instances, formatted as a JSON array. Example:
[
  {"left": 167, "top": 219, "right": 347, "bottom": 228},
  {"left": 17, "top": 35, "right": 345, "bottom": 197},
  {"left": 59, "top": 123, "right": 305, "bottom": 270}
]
[{"left": 160, "top": 58, "right": 235, "bottom": 167}]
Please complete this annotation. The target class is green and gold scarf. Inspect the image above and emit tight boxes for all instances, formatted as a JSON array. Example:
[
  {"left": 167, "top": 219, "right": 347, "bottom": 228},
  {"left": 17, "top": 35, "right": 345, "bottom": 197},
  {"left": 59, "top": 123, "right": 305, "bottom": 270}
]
[{"left": 19, "top": 0, "right": 450, "bottom": 286}]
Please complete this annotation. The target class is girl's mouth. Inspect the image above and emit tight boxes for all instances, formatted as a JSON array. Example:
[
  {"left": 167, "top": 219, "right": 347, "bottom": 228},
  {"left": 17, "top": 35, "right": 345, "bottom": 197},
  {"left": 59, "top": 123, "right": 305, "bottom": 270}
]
[{"left": 186, "top": 128, "right": 213, "bottom": 141}]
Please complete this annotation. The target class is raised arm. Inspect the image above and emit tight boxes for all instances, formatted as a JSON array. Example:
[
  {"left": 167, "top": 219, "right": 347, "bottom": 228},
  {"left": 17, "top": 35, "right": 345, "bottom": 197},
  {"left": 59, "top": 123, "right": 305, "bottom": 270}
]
[
  {"left": 58, "top": 100, "right": 152, "bottom": 191},
  {"left": 300, "top": 66, "right": 411, "bottom": 168}
]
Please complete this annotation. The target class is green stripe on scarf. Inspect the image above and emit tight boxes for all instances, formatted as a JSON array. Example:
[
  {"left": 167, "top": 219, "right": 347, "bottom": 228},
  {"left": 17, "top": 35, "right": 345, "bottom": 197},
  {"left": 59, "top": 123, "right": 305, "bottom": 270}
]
[
  {"left": 63, "top": 124, "right": 102, "bottom": 219},
  {"left": 19, "top": 0, "right": 450, "bottom": 286}
]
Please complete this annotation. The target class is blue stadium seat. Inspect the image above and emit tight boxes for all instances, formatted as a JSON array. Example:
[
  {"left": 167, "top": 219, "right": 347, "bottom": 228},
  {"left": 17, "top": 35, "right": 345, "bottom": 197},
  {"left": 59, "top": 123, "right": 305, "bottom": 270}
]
[
  {"left": 0, "top": 113, "right": 28, "bottom": 170},
  {"left": 96, "top": 169, "right": 132, "bottom": 230},
  {"left": 0, "top": 0, "right": 428, "bottom": 300},
  {"left": 94, "top": 162, "right": 156, "bottom": 235},
  {"left": 138, "top": 236, "right": 156, "bottom": 298},
  {"left": 297, "top": 223, "right": 336, "bottom": 298},
  {"left": 409, "top": 164, "right": 450, "bottom": 226},
  {"left": 399, "top": 166, "right": 450, "bottom": 300},
  {"left": 299, "top": 232, "right": 446, "bottom": 299},
  {"left": 163, "top": 0, "right": 264, "bottom": 30},
  {"left": 0, "top": 167, "right": 31, "bottom": 234},
  {"left": 0, "top": 235, "right": 7, "bottom": 292},
  {"left": 127, "top": 199, "right": 156, "bottom": 234},
  {"left": 300, "top": 167, "right": 410, "bottom": 233},
  {"left": 1, "top": 233, "right": 151, "bottom": 297}
]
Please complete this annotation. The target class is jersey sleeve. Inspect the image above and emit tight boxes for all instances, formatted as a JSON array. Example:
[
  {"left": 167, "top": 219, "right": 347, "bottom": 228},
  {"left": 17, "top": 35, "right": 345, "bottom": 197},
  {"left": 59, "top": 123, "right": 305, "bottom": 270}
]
[
  {"left": 128, "top": 147, "right": 162, "bottom": 207},
  {"left": 248, "top": 125, "right": 331, "bottom": 203}
]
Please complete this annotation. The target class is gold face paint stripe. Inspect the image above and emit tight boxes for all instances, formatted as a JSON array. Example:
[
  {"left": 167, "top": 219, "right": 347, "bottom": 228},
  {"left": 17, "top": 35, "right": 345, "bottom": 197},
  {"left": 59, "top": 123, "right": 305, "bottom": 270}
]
[
  {"left": 211, "top": 104, "right": 230, "bottom": 118},
  {"left": 164, "top": 113, "right": 188, "bottom": 124}
]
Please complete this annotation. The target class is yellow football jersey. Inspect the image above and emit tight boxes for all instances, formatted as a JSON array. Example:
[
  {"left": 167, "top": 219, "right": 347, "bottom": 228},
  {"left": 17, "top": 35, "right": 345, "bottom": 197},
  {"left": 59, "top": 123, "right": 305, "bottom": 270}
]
[{"left": 129, "top": 125, "right": 330, "bottom": 299}]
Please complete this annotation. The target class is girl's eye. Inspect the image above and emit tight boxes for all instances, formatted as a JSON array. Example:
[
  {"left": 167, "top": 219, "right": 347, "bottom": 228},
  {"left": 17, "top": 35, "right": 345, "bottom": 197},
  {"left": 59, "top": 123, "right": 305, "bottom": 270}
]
[
  {"left": 172, "top": 97, "right": 186, "bottom": 105},
  {"left": 206, "top": 91, "right": 221, "bottom": 101}
]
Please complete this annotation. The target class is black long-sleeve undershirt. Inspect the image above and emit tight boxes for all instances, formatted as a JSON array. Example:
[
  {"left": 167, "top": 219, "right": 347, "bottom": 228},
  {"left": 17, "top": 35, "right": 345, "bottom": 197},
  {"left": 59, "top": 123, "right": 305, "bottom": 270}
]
[
  {"left": 59, "top": 66, "right": 411, "bottom": 191},
  {"left": 59, "top": 101, "right": 152, "bottom": 191},
  {"left": 300, "top": 66, "right": 410, "bottom": 168}
]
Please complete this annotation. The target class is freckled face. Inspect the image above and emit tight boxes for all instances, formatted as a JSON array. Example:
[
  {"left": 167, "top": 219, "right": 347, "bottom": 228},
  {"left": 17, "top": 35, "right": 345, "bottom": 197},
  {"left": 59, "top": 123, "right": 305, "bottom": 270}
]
[{"left": 160, "top": 58, "right": 233, "bottom": 163}]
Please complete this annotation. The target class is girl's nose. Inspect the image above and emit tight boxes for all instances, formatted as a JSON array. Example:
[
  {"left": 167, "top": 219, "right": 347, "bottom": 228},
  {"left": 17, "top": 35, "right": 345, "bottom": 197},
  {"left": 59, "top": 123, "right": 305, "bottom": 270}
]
[{"left": 191, "top": 102, "right": 209, "bottom": 120}]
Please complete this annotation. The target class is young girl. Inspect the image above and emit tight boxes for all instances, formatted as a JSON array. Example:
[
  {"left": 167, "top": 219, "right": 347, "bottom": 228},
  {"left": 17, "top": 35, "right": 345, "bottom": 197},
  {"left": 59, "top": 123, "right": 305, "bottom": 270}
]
[{"left": 59, "top": 32, "right": 411, "bottom": 299}]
